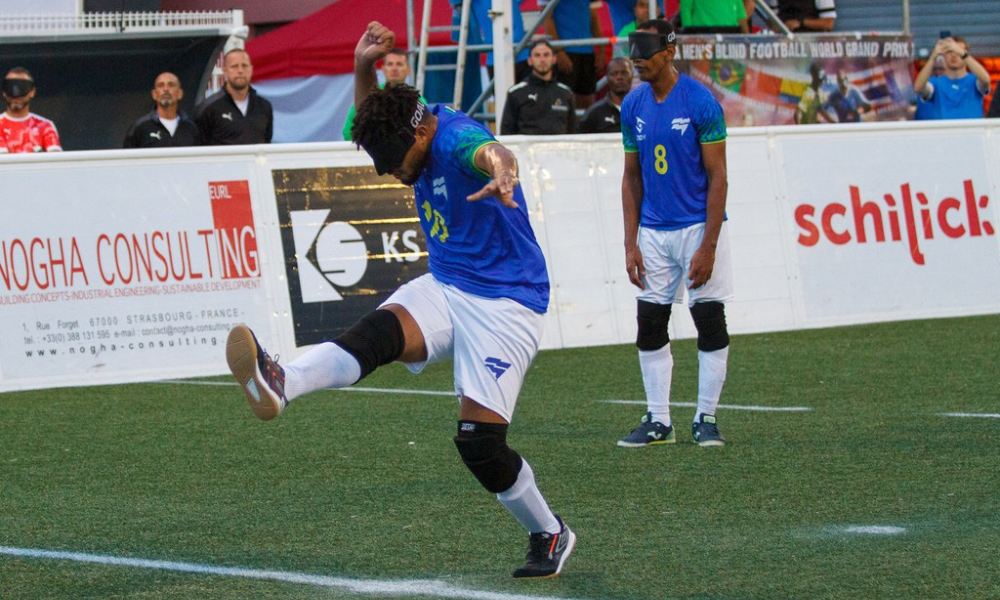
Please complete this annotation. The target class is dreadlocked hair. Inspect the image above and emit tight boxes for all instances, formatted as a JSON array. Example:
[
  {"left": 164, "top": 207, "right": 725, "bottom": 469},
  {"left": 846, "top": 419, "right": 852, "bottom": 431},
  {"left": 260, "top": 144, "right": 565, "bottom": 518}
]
[{"left": 351, "top": 84, "right": 422, "bottom": 151}]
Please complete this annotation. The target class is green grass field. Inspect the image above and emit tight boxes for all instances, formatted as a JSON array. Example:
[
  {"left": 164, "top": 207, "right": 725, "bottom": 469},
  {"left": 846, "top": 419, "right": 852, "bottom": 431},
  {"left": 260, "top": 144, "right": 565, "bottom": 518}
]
[{"left": 2, "top": 315, "right": 998, "bottom": 600}]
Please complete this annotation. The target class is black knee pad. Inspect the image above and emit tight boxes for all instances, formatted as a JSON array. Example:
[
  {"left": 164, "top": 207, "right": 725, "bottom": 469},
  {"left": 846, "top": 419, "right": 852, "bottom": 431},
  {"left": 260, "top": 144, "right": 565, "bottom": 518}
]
[
  {"left": 453, "top": 421, "right": 523, "bottom": 494},
  {"left": 636, "top": 300, "right": 671, "bottom": 351},
  {"left": 690, "top": 301, "right": 729, "bottom": 352},
  {"left": 333, "top": 309, "right": 405, "bottom": 380}
]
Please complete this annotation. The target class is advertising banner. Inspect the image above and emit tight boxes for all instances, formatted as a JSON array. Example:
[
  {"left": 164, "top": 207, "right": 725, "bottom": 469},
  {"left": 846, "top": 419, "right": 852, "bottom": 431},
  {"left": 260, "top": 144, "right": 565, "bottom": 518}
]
[
  {"left": 0, "top": 159, "right": 270, "bottom": 390},
  {"left": 272, "top": 166, "right": 429, "bottom": 347},
  {"left": 778, "top": 128, "right": 1000, "bottom": 320},
  {"left": 2, "top": 119, "right": 998, "bottom": 392},
  {"left": 677, "top": 34, "right": 916, "bottom": 127}
]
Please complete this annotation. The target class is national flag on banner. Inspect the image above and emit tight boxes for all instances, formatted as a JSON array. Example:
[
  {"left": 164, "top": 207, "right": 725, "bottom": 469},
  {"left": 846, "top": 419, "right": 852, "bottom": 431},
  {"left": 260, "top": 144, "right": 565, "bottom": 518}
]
[
  {"left": 848, "top": 66, "right": 895, "bottom": 108},
  {"left": 742, "top": 67, "right": 785, "bottom": 104},
  {"left": 779, "top": 77, "right": 809, "bottom": 105},
  {"left": 710, "top": 60, "right": 746, "bottom": 94}
]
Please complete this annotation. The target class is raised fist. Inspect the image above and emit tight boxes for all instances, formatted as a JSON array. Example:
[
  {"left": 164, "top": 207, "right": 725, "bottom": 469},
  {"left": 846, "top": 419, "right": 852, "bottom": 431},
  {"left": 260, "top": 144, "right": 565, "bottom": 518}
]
[{"left": 356, "top": 21, "right": 396, "bottom": 65}]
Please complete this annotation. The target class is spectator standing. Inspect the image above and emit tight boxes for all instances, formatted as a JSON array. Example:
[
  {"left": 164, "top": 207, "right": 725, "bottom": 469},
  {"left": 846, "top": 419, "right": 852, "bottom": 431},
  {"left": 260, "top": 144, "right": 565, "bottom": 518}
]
[
  {"left": 607, "top": 0, "right": 663, "bottom": 35},
  {"left": 227, "top": 20, "right": 576, "bottom": 580},
  {"left": 913, "top": 35, "right": 990, "bottom": 120},
  {"left": 579, "top": 57, "right": 634, "bottom": 133},
  {"left": 618, "top": 20, "right": 733, "bottom": 449},
  {"left": 612, "top": 0, "right": 653, "bottom": 58},
  {"left": 343, "top": 48, "right": 426, "bottom": 140},
  {"left": 453, "top": 0, "right": 531, "bottom": 83},
  {"left": 195, "top": 48, "right": 273, "bottom": 145},
  {"left": 822, "top": 69, "right": 871, "bottom": 122},
  {"left": 123, "top": 72, "right": 201, "bottom": 148},
  {"left": 0, "top": 67, "right": 61, "bottom": 153},
  {"left": 501, "top": 40, "right": 578, "bottom": 135},
  {"left": 679, "top": 0, "right": 749, "bottom": 34},
  {"left": 766, "top": 0, "right": 836, "bottom": 33},
  {"left": 540, "top": 0, "right": 603, "bottom": 108}
]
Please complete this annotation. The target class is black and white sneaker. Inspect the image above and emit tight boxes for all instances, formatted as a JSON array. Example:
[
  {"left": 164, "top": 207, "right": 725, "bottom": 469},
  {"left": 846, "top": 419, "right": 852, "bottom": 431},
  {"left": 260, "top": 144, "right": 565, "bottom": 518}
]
[
  {"left": 512, "top": 515, "right": 576, "bottom": 579},
  {"left": 617, "top": 412, "right": 675, "bottom": 447},
  {"left": 692, "top": 414, "right": 726, "bottom": 447},
  {"left": 226, "top": 324, "right": 288, "bottom": 421}
]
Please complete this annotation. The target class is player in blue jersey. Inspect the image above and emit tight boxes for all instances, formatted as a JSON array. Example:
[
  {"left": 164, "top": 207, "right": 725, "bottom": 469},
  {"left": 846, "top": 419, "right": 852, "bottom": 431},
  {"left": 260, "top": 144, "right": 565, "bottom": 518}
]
[
  {"left": 616, "top": 19, "right": 734, "bottom": 448},
  {"left": 225, "top": 21, "right": 574, "bottom": 580}
]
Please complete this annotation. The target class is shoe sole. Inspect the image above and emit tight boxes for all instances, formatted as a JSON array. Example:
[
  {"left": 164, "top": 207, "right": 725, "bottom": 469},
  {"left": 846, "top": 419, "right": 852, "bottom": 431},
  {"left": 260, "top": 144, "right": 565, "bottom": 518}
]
[
  {"left": 513, "top": 528, "right": 577, "bottom": 579},
  {"left": 551, "top": 528, "right": 576, "bottom": 578},
  {"left": 226, "top": 324, "right": 281, "bottom": 421},
  {"left": 695, "top": 439, "right": 726, "bottom": 447},
  {"left": 616, "top": 437, "right": 676, "bottom": 448}
]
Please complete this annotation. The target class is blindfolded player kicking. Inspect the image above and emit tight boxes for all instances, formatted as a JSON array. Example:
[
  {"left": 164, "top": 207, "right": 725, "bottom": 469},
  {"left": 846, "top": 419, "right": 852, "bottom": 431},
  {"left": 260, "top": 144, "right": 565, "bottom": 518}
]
[{"left": 225, "top": 21, "right": 575, "bottom": 580}]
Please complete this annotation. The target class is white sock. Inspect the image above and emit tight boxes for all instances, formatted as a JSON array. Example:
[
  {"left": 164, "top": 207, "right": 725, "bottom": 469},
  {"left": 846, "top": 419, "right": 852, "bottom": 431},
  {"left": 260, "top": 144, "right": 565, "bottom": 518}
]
[
  {"left": 282, "top": 342, "right": 362, "bottom": 401},
  {"left": 695, "top": 347, "right": 729, "bottom": 421},
  {"left": 496, "top": 459, "right": 560, "bottom": 534},
  {"left": 639, "top": 344, "right": 673, "bottom": 426}
]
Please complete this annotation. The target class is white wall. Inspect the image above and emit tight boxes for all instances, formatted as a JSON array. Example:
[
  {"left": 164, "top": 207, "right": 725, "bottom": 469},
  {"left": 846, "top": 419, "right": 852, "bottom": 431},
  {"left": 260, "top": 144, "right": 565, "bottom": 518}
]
[{"left": 1, "top": 119, "right": 998, "bottom": 392}]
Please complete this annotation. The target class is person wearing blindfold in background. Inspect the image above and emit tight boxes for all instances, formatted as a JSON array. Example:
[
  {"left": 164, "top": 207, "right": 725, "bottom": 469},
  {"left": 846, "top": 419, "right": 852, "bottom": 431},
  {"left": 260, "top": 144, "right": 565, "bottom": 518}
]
[
  {"left": 617, "top": 20, "right": 734, "bottom": 449},
  {"left": 224, "top": 21, "right": 576, "bottom": 580},
  {"left": 0, "top": 67, "right": 62, "bottom": 153}
]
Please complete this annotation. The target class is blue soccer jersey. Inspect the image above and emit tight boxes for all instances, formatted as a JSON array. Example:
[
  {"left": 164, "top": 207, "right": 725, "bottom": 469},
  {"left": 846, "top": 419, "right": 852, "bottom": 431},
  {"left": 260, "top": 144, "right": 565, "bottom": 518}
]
[
  {"left": 413, "top": 104, "right": 550, "bottom": 313},
  {"left": 620, "top": 74, "right": 727, "bottom": 230}
]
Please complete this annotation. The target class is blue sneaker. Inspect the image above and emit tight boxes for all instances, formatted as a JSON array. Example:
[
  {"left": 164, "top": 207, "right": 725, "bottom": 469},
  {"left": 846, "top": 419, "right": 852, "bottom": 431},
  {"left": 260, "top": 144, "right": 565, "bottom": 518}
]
[
  {"left": 617, "top": 412, "right": 675, "bottom": 447},
  {"left": 692, "top": 414, "right": 726, "bottom": 447},
  {"left": 226, "top": 324, "right": 288, "bottom": 421},
  {"left": 512, "top": 515, "right": 576, "bottom": 579}
]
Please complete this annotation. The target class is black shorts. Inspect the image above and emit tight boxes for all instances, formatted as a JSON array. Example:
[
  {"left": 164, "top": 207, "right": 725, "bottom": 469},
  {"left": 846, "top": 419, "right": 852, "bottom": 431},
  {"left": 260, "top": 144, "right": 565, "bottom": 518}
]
[{"left": 557, "top": 51, "right": 597, "bottom": 96}]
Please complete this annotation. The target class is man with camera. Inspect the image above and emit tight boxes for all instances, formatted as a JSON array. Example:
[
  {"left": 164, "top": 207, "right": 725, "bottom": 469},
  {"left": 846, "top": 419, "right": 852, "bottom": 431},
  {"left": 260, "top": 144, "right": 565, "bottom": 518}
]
[{"left": 913, "top": 33, "right": 991, "bottom": 120}]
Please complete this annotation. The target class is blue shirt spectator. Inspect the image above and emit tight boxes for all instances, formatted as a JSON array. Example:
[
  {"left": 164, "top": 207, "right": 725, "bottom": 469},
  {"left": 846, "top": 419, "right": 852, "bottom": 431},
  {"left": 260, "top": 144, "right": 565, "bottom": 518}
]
[{"left": 913, "top": 35, "right": 991, "bottom": 120}]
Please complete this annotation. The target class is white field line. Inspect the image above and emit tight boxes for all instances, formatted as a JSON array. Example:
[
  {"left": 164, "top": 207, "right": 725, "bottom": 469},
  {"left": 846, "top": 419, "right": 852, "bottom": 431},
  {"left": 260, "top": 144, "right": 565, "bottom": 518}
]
[
  {"left": 0, "top": 546, "right": 590, "bottom": 600},
  {"left": 939, "top": 412, "right": 1000, "bottom": 418},
  {"left": 602, "top": 400, "right": 812, "bottom": 412},
  {"left": 839, "top": 525, "right": 907, "bottom": 535},
  {"left": 156, "top": 380, "right": 455, "bottom": 397}
]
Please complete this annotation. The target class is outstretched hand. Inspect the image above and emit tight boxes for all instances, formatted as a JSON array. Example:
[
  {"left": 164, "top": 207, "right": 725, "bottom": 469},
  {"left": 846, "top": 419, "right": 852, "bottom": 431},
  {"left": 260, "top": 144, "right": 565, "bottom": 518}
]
[
  {"left": 356, "top": 21, "right": 395, "bottom": 65},
  {"left": 467, "top": 174, "right": 520, "bottom": 208}
]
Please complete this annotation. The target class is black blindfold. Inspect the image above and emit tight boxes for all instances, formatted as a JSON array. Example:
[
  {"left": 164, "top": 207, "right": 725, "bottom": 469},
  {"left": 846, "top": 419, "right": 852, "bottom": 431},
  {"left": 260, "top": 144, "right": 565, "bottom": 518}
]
[
  {"left": 628, "top": 31, "right": 676, "bottom": 60},
  {"left": 3, "top": 78, "right": 34, "bottom": 97},
  {"left": 361, "top": 101, "right": 426, "bottom": 176}
]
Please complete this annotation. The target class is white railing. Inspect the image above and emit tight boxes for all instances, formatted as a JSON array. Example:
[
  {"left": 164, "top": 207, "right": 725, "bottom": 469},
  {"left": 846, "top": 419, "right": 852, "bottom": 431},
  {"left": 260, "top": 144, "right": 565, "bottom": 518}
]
[{"left": 0, "top": 11, "right": 243, "bottom": 36}]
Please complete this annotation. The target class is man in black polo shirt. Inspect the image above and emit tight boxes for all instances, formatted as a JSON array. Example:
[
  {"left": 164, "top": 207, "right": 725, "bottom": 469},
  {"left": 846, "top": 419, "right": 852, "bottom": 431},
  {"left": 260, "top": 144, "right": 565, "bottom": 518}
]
[
  {"left": 195, "top": 48, "right": 273, "bottom": 145},
  {"left": 123, "top": 72, "right": 201, "bottom": 148},
  {"left": 579, "top": 57, "right": 634, "bottom": 134},
  {"left": 500, "top": 40, "right": 577, "bottom": 135}
]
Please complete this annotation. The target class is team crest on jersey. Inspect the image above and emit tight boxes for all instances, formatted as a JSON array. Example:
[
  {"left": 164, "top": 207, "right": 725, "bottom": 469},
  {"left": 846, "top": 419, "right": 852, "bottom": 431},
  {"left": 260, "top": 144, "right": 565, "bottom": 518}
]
[
  {"left": 432, "top": 176, "right": 447, "bottom": 200},
  {"left": 671, "top": 118, "right": 691, "bottom": 135}
]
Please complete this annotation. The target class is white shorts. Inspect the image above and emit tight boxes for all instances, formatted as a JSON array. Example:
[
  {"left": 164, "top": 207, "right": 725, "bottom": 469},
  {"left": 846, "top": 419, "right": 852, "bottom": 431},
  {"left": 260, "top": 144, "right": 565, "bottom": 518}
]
[
  {"left": 379, "top": 273, "right": 545, "bottom": 423},
  {"left": 636, "top": 222, "right": 734, "bottom": 307}
]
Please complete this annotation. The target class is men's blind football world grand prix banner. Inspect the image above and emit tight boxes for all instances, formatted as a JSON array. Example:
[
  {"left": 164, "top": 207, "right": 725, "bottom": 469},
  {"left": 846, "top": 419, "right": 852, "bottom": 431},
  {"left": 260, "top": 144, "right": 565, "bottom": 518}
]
[{"left": 675, "top": 34, "right": 916, "bottom": 127}]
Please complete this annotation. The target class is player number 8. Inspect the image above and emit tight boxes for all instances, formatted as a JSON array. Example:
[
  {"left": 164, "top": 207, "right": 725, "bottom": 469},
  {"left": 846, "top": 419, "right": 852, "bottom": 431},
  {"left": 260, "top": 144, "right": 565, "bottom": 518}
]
[{"left": 654, "top": 144, "right": 668, "bottom": 175}]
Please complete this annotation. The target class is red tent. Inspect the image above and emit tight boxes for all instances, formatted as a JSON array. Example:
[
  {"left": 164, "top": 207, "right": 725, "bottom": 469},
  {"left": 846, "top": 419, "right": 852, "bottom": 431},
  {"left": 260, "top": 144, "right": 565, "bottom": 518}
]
[{"left": 248, "top": 0, "right": 457, "bottom": 82}]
